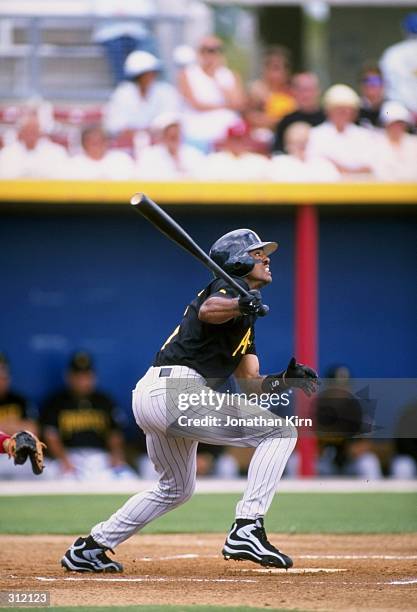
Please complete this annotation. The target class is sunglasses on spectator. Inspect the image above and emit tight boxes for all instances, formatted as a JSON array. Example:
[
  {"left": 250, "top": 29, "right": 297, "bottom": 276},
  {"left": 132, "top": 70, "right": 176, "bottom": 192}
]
[
  {"left": 361, "top": 75, "right": 383, "bottom": 86},
  {"left": 200, "top": 46, "right": 223, "bottom": 54}
]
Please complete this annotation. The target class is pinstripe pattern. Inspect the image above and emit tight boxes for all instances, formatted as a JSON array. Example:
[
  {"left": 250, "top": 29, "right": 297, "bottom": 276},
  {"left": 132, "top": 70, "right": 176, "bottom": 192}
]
[{"left": 91, "top": 365, "right": 296, "bottom": 549}]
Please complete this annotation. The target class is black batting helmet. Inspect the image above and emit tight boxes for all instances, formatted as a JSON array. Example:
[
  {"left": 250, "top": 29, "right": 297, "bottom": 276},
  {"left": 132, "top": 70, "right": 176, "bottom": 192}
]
[{"left": 209, "top": 229, "right": 278, "bottom": 277}]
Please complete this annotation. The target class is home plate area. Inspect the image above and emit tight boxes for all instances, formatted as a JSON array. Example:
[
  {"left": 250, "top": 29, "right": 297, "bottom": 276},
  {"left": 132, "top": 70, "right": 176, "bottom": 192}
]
[{"left": 1, "top": 534, "right": 416, "bottom": 610}]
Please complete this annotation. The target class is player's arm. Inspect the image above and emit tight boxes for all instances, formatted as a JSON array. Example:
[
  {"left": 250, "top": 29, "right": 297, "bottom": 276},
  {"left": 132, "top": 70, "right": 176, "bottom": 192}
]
[
  {"left": 199, "top": 290, "right": 265, "bottom": 324},
  {"left": 235, "top": 354, "right": 319, "bottom": 397},
  {"left": 43, "top": 427, "right": 75, "bottom": 473},
  {"left": 198, "top": 296, "right": 241, "bottom": 324},
  {"left": 107, "top": 429, "right": 126, "bottom": 467},
  {"left": 0, "top": 431, "right": 11, "bottom": 453}
]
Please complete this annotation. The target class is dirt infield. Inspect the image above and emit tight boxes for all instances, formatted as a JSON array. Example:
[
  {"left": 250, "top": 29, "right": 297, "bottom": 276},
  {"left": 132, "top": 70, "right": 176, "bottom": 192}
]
[{"left": 1, "top": 534, "right": 416, "bottom": 611}]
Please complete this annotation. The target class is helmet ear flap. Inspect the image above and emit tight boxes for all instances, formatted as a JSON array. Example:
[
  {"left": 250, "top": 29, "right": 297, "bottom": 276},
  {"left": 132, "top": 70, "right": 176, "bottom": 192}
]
[{"left": 227, "top": 253, "right": 255, "bottom": 277}]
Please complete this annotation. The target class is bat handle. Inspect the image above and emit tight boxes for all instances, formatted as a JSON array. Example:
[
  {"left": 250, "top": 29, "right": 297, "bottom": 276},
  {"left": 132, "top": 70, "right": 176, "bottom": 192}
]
[{"left": 258, "top": 304, "right": 269, "bottom": 317}]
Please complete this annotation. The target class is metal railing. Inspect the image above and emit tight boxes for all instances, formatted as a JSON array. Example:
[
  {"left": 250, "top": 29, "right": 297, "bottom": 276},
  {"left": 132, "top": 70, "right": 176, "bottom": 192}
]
[{"left": 0, "top": 14, "right": 187, "bottom": 101}]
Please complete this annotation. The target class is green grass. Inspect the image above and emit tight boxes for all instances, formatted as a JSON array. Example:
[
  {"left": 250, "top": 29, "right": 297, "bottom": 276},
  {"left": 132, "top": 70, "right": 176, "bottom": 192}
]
[{"left": 0, "top": 492, "right": 416, "bottom": 535}]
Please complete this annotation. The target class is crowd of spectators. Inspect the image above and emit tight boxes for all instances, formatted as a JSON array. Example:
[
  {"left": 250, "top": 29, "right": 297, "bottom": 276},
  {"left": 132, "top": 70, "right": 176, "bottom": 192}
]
[{"left": 0, "top": 25, "right": 416, "bottom": 183}]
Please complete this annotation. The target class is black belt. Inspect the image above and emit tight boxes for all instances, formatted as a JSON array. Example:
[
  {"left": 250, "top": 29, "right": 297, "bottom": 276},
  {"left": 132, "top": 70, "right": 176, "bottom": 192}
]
[{"left": 159, "top": 367, "right": 173, "bottom": 378}]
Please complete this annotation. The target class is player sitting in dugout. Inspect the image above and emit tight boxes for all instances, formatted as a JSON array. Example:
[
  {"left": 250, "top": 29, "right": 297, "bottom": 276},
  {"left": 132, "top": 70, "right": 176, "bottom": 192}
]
[{"left": 39, "top": 352, "right": 137, "bottom": 481}]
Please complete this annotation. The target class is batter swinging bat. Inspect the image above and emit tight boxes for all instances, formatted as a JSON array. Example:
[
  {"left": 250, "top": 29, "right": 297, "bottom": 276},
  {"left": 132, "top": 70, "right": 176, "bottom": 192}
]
[{"left": 130, "top": 193, "right": 269, "bottom": 316}]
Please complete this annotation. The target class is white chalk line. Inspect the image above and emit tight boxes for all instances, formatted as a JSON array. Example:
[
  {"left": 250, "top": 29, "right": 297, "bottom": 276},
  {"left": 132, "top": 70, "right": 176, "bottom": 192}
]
[
  {"left": 136, "top": 553, "right": 417, "bottom": 562},
  {"left": 35, "top": 576, "right": 257, "bottom": 584},
  {"left": 384, "top": 579, "right": 417, "bottom": 585},
  {"left": 239, "top": 568, "right": 347, "bottom": 574}
]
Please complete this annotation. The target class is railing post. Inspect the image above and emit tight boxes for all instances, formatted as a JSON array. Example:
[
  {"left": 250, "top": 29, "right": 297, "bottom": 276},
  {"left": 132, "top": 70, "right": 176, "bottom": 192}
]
[{"left": 295, "top": 204, "right": 318, "bottom": 476}]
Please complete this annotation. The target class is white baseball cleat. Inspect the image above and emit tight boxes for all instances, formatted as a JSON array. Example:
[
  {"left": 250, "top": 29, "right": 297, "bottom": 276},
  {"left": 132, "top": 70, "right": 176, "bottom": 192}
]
[{"left": 222, "top": 518, "right": 293, "bottom": 569}]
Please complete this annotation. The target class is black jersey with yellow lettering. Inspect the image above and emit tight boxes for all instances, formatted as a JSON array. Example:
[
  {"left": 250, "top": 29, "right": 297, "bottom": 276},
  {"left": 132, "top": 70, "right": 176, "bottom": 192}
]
[{"left": 153, "top": 277, "right": 258, "bottom": 381}]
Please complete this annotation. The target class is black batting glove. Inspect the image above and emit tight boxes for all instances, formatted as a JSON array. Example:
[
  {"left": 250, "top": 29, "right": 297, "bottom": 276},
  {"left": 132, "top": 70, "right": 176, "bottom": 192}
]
[
  {"left": 238, "top": 290, "right": 268, "bottom": 317},
  {"left": 283, "top": 357, "right": 319, "bottom": 396},
  {"left": 262, "top": 357, "right": 319, "bottom": 397}
]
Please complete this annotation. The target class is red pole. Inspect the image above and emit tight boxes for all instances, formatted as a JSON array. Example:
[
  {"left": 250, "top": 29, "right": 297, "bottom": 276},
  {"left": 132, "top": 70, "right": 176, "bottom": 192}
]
[{"left": 295, "top": 204, "right": 318, "bottom": 476}]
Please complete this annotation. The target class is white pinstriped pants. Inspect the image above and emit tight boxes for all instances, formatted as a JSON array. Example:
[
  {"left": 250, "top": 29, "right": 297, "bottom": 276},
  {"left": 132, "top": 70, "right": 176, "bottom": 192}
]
[{"left": 91, "top": 366, "right": 297, "bottom": 549}]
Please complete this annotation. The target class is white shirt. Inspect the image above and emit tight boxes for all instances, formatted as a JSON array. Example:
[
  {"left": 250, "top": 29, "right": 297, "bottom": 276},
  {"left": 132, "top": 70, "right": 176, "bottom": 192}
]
[
  {"left": 380, "top": 39, "right": 417, "bottom": 113},
  {"left": 104, "top": 81, "right": 181, "bottom": 134},
  {"left": 136, "top": 143, "right": 204, "bottom": 179},
  {"left": 268, "top": 154, "right": 341, "bottom": 182},
  {"left": 0, "top": 139, "right": 69, "bottom": 179},
  {"left": 195, "top": 151, "right": 271, "bottom": 181},
  {"left": 67, "top": 150, "right": 135, "bottom": 180},
  {"left": 307, "top": 121, "right": 375, "bottom": 172},
  {"left": 371, "top": 132, "right": 417, "bottom": 182}
]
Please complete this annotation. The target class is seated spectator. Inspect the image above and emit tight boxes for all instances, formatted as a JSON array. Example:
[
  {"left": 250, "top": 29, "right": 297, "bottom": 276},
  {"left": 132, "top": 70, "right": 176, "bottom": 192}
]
[
  {"left": 268, "top": 122, "right": 340, "bottom": 182},
  {"left": 307, "top": 84, "right": 374, "bottom": 176},
  {"left": 391, "top": 401, "right": 417, "bottom": 479},
  {"left": 0, "top": 353, "right": 38, "bottom": 480},
  {"left": 40, "top": 352, "right": 136, "bottom": 481},
  {"left": 272, "top": 72, "right": 325, "bottom": 153},
  {"left": 380, "top": 12, "right": 417, "bottom": 115},
  {"left": 247, "top": 46, "right": 296, "bottom": 134},
  {"left": 358, "top": 64, "right": 385, "bottom": 128},
  {"left": 104, "top": 51, "right": 181, "bottom": 135},
  {"left": 0, "top": 113, "right": 68, "bottom": 179},
  {"left": 177, "top": 35, "right": 245, "bottom": 149},
  {"left": 136, "top": 112, "right": 204, "bottom": 180},
  {"left": 371, "top": 101, "right": 417, "bottom": 182},
  {"left": 67, "top": 125, "right": 135, "bottom": 180},
  {"left": 195, "top": 121, "right": 270, "bottom": 181}
]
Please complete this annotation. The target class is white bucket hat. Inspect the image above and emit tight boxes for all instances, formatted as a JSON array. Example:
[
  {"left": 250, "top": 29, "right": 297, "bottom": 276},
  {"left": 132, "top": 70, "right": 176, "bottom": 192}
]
[
  {"left": 124, "top": 51, "right": 162, "bottom": 78},
  {"left": 323, "top": 84, "right": 360, "bottom": 109}
]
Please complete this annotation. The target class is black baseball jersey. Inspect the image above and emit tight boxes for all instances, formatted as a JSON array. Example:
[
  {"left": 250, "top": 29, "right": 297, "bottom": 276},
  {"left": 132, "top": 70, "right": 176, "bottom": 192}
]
[
  {"left": 40, "top": 390, "right": 120, "bottom": 449},
  {"left": 153, "top": 277, "right": 258, "bottom": 381},
  {"left": 0, "top": 391, "right": 28, "bottom": 423}
]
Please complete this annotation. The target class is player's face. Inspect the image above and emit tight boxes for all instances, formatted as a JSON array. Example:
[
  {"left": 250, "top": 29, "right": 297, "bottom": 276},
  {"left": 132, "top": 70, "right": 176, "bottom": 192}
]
[{"left": 246, "top": 248, "right": 272, "bottom": 287}]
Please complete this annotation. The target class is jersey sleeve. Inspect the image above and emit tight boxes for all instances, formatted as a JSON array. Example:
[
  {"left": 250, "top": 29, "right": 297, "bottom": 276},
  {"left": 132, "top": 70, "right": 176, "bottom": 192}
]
[
  {"left": 246, "top": 329, "right": 257, "bottom": 355},
  {"left": 208, "top": 278, "right": 242, "bottom": 300}
]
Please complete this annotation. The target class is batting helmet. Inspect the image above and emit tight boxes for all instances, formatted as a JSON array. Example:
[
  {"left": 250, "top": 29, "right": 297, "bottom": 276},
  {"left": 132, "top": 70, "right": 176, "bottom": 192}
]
[{"left": 209, "top": 229, "right": 278, "bottom": 277}]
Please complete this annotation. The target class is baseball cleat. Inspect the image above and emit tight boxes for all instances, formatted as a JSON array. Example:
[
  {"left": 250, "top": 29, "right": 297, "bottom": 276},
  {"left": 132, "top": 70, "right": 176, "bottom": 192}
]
[
  {"left": 222, "top": 518, "right": 293, "bottom": 569},
  {"left": 61, "top": 535, "right": 123, "bottom": 573}
]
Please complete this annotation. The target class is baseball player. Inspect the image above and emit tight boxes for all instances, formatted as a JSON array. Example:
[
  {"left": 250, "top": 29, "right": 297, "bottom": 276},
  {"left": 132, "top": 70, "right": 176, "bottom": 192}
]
[{"left": 62, "top": 228, "right": 318, "bottom": 573}]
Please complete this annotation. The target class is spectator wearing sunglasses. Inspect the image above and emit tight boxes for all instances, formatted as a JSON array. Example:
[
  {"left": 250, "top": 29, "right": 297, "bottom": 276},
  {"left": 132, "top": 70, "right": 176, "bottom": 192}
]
[
  {"left": 358, "top": 64, "right": 386, "bottom": 128},
  {"left": 177, "top": 35, "right": 245, "bottom": 150}
]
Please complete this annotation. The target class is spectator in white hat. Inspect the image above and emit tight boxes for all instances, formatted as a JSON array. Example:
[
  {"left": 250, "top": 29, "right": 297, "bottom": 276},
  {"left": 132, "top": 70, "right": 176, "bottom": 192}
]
[
  {"left": 136, "top": 113, "right": 204, "bottom": 180},
  {"left": 307, "top": 84, "right": 374, "bottom": 176},
  {"left": 269, "top": 122, "right": 340, "bottom": 183},
  {"left": 371, "top": 101, "right": 417, "bottom": 182},
  {"left": 104, "top": 51, "right": 181, "bottom": 135}
]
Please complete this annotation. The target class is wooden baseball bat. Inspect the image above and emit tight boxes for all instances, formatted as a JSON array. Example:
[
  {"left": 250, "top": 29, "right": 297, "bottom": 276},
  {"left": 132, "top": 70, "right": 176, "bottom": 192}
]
[{"left": 130, "top": 193, "right": 269, "bottom": 315}]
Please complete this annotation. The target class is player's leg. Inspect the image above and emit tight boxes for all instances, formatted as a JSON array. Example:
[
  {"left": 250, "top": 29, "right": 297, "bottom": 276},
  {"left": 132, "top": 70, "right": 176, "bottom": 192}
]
[
  {"left": 91, "top": 432, "right": 198, "bottom": 548},
  {"left": 61, "top": 432, "right": 197, "bottom": 572},
  {"left": 222, "top": 427, "right": 297, "bottom": 569}
]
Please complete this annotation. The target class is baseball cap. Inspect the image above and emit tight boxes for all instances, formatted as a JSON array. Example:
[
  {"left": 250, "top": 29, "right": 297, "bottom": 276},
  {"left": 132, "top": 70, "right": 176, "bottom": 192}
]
[
  {"left": 226, "top": 121, "right": 250, "bottom": 139},
  {"left": 379, "top": 101, "right": 411, "bottom": 125},
  {"left": 323, "top": 84, "right": 360, "bottom": 109},
  {"left": 124, "top": 51, "right": 162, "bottom": 78},
  {"left": 68, "top": 351, "right": 94, "bottom": 373}
]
